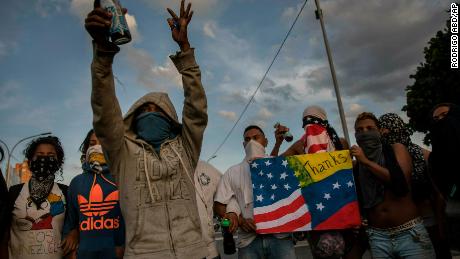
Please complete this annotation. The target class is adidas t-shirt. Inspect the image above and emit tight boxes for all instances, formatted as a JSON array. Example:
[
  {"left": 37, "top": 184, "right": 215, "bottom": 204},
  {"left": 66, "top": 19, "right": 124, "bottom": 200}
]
[
  {"left": 63, "top": 172, "right": 125, "bottom": 252},
  {"left": 9, "top": 183, "right": 66, "bottom": 259}
]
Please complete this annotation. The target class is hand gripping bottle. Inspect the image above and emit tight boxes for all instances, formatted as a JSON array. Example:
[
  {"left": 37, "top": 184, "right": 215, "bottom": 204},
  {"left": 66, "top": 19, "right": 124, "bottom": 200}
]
[
  {"left": 221, "top": 218, "right": 236, "bottom": 254},
  {"left": 95, "top": 0, "right": 132, "bottom": 45},
  {"left": 274, "top": 122, "right": 294, "bottom": 142}
]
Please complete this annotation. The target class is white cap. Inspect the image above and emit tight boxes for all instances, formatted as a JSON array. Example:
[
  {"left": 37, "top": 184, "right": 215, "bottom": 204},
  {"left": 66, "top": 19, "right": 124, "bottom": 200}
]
[{"left": 303, "top": 105, "right": 327, "bottom": 120}]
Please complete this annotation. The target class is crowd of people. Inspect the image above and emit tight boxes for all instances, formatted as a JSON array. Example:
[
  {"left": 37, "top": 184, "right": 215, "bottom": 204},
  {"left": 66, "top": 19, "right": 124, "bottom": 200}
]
[{"left": 0, "top": 1, "right": 459, "bottom": 258}]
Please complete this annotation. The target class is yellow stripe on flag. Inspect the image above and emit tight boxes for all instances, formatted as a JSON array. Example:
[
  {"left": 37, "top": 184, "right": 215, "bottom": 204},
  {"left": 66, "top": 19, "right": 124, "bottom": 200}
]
[{"left": 292, "top": 150, "right": 352, "bottom": 183}]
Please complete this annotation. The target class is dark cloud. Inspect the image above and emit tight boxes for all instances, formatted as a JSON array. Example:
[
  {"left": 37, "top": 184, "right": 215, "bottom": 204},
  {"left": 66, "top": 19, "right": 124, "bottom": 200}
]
[
  {"left": 220, "top": 90, "right": 250, "bottom": 105},
  {"left": 291, "top": 0, "right": 448, "bottom": 102},
  {"left": 304, "top": 66, "right": 331, "bottom": 92},
  {"left": 220, "top": 77, "right": 303, "bottom": 111},
  {"left": 261, "top": 80, "right": 301, "bottom": 104}
]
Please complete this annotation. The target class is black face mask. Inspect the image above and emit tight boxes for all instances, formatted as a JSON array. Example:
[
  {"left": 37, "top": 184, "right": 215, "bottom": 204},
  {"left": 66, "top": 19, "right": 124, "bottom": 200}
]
[
  {"left": 355, "top": 130, "right": 382, "bottom": 159},
  {"left": 30, "top": 156, "right": 59, "bottom": 181}
]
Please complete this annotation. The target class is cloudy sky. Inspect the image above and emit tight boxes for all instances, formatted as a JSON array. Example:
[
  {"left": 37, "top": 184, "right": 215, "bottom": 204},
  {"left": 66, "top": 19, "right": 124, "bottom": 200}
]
[{"left": 0, "top": 0, "right": 451, "bottom": 184}]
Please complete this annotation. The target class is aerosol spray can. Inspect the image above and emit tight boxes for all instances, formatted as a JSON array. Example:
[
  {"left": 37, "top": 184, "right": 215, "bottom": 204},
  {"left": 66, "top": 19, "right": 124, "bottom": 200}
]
[{"left": 96, "top": 0, "right": 131, "bottom": 45}]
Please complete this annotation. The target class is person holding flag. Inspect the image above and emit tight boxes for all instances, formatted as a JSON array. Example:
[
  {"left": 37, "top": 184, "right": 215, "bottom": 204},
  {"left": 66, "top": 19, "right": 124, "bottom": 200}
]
[
  {"left": 271, "top": 105, "right": 352, "bottom": 259},
  {"left": 214, "top": 125, "right": 296, "bottom": 259},
  {"left": 351, "top": 112, "right": 434, "bottom": 258}
]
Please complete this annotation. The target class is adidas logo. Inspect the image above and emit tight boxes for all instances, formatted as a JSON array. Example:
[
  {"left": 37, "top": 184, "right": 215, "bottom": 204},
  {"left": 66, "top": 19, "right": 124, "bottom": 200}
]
[
  {"left": 80, "top": 216, "right": 120, "bottom": 231},
  {"left": 78, "top": 183, "right": 119, "bottom": 217}
]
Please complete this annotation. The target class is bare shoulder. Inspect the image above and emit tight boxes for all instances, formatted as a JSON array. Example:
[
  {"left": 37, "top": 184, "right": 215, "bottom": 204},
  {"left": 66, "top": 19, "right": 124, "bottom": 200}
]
[
  {"left": 391, "top": 143, "right": 412, "bottom": 165},
  {"left": 421, "top": 148, "right": 431, "bottom": 161},
  {"left": 391, "top": 143, "right": 409, "bottom": 155}
]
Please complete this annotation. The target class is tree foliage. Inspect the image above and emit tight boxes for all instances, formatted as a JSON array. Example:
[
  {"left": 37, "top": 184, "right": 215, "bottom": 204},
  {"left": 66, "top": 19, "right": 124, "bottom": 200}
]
[{"left": 403, "top": 17, "right": 460, "bottom": 144}]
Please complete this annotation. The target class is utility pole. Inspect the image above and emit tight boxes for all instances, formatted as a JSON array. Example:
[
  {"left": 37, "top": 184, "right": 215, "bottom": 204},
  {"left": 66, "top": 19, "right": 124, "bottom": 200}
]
[{"left": 314, "top": 0, "right": 350, "bottom": 145}]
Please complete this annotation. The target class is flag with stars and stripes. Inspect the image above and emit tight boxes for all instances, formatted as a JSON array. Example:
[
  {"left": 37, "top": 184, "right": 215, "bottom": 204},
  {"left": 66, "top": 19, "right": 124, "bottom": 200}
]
[{"left": 250, "top": 150, "right": 361, "bottom": 234}]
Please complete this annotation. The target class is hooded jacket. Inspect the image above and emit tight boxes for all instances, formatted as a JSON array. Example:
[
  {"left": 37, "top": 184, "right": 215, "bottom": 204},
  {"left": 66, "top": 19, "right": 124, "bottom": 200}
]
[{"left": 91, "top": 42, "right": 208, "bottom": 259}]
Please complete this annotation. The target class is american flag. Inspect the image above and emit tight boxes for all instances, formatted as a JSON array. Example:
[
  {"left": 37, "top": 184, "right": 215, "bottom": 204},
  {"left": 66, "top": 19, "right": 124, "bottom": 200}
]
[
  {"left": 251, "top": 156, "right": 311, "bottom": 234},
  {"left": 302, "top": 124, "right": 334, "bottom": 154},
  {"left": 250, "top": 152, "right": 360, "bottom": 234}
]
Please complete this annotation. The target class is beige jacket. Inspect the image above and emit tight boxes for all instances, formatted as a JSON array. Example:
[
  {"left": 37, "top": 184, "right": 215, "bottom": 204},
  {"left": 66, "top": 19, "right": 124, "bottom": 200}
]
[{"left": 91, "top": 42, "right": 208, "bottom": 259}]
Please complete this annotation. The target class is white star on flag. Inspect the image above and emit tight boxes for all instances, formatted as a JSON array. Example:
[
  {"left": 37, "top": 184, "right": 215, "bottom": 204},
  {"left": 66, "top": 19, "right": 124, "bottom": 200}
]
[
  {"left": 270, "top": 194, "right": 275, "bottom": 200},
  {"left": 271, "top": 184, "right": 277, "bottom": 190},
  {"left": 265, "top": 160, "right": 272, "bottom": 166},
  {"left": 324, "top": 193, "right": 331, "bottom": 200},
  {"left": 252, "top": 183, "right": 255, "bottom": 189},
  {"left": 267, "top": 173, "right": 273, "bottom": 179},
  {"left": 251, "top": 162, "right": 258, "bottom": 168},
  {"left": 316, "top": 202, "right": 325, "bottom": 211},
  {"left": 280, "top": 172, "right": 288, "bottom": 180},
  {"left": 259, "top": 184, "right": 264, "bottom": 189},
  {"left": 284, "top": 183, "right": 291, "bottom": 190},
  {"left": 347, "top": 181, "right": 354, "bottom": 187},
  {"left": 333, "top": 181, "right": 341, "bottom": 189},
  {"left": 259, "top": 170, "right": 264, "bottom": 176},
  {"left": 281, "top": 160, "right": 288, "bottom": 167},
  {"left": 256, "top": 195, "right": 264, "bottom": 202}
]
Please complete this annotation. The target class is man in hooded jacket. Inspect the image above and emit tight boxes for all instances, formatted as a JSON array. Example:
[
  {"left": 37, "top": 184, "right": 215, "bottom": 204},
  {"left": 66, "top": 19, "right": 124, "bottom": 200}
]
[{"left": 85, "top": 1, "right": 208, "bottom": 258}]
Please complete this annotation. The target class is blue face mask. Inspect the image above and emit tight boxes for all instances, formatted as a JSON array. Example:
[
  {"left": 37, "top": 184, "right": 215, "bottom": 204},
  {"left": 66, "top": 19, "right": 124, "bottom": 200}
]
[{"left": 135, "top": 112, "right": 175, "bottom": 152}]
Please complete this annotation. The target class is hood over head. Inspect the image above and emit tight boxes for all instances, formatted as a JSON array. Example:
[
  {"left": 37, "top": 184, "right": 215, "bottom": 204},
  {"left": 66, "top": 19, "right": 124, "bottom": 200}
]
[{"left": 123, "top": 92, "right": 182, "bottom": 140}]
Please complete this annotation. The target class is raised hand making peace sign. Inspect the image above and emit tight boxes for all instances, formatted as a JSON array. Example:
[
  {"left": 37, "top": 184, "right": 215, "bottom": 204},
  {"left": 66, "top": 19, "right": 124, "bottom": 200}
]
[{"left": 167, "top": 0, "right": 194, "bottom": 52}]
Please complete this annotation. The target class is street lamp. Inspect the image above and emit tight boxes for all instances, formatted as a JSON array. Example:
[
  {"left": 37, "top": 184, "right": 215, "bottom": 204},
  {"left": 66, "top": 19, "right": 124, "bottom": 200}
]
[{"left": 0, "top": 132, "right": 52, "bottom": 188}]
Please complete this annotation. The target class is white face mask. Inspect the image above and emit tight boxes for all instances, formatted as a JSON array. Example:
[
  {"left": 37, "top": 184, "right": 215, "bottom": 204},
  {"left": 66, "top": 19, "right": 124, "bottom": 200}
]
[
  {"left": 86, "top": 145, "right": 106, "bottom": 165},
  {"left": 244, "top": 140, "right": 266, "bottom": 162}
]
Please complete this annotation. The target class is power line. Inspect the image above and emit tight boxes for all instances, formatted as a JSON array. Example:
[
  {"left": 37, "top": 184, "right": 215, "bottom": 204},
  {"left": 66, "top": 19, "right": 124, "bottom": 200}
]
[
  {"left": 209, "top": 0, "right": 309, "bottom": 160},
  {"left": 114, "top": 75, "right": 127, "bottom": 94}
]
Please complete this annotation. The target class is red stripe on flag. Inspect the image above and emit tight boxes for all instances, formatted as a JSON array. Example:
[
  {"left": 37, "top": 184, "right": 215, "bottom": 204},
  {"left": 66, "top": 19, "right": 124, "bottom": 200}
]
[
  {"left": 313, "top": 201, "right": 361, "bottom": 230},
  {"left": 257, "top": 212, "right": 312, "bottom": 234},
  {"left": 307, "top": 143, "right": 329, "bottom": 154},
  {"left": 306, "top": 124, "right": 326, "bottom": 136},
  {"left": 254, "top": 195, "right": 306, "bottom": 223}
]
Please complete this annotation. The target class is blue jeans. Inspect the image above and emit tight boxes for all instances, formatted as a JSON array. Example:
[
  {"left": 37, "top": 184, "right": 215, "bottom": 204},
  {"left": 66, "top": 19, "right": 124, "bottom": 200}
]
[
  {"left": 367, "top": 222, "right": 435, "bottom": 259},
  {"left": 238, "top": 235, "right": 295, "bottom": 259}
]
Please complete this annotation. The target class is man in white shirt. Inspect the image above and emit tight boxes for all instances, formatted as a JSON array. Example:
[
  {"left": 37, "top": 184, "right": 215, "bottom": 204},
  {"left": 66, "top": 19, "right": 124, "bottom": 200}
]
[
  {"left": 194, "top": 161, "right": 227, "bottom": 259},
  {"left": 214, "top": 125, "right": 296, "bottom": 259}
]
